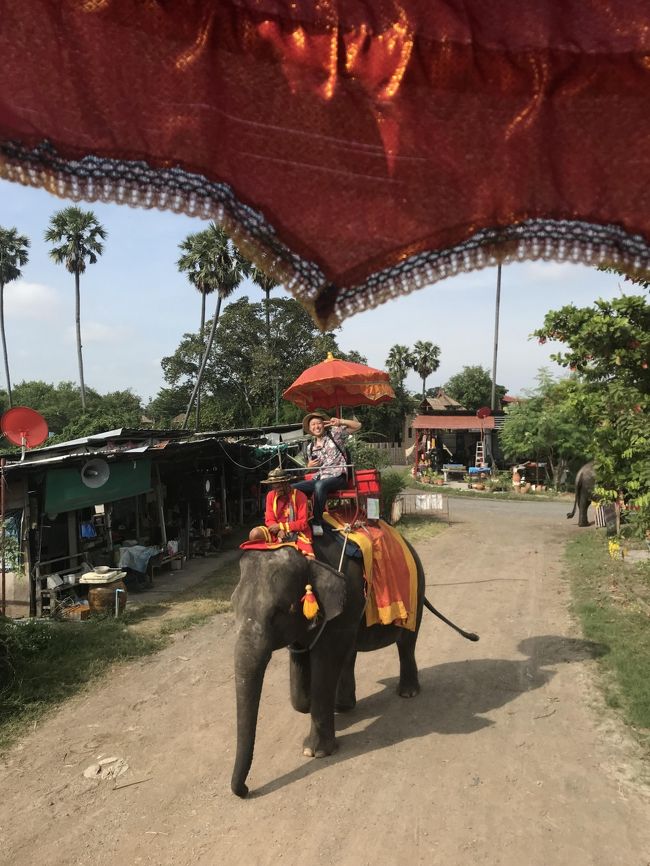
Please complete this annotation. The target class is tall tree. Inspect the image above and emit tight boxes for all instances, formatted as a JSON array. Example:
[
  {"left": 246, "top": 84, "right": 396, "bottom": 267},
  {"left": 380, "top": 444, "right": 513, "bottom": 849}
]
[
  {"left": 0, "top": 227, "right": 30, "bottom": 407},
  {"left": 445, "top": 365, "right": 508, "bottom": 412},
  {"left": 248, "top": 264, "right": 279, "bottom": 350},
  {"left": 386, "top": 344, "right": 412, "bottom": 390},
  {"left": 44, "top": 207, "right": 106, "bottom": 411},
  {"left": 177, "top": 224, "right": 224, "bottom": 427},
  {"left": 180, "top": 225, "right": 245, "bottom": 429},
  {"left": 159, "top": 296, "right": 348, "bottom": 429},
  {"left": 409, "top": 340, "right": 440, "bottom": 398}
]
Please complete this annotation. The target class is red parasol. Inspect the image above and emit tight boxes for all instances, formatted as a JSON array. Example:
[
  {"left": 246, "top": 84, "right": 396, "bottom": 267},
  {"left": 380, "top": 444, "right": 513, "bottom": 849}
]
[
  {"left": 2, "top": 2, "right": 650, "bottom": 328},
  {"left": 283, "top": 353, "right": 395, "bottom": 411}
]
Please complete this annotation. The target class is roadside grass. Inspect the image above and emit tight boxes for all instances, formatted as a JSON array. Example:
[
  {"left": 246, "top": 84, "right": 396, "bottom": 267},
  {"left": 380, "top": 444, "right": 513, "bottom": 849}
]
[
  {"left": 0, "top": 617, "right": 163, "bottom": 751},
  {"left": 394, "top": 513, "right": 449, "bottom": 544},
  {"left": 123, "top": 557, "right": 242, "bottom": 635},
  {"left": 567, "top": 532, "right": 650, "bottom": 750},
  {"left": 0, "top": 557, "right": 242, "bottom": 751}
]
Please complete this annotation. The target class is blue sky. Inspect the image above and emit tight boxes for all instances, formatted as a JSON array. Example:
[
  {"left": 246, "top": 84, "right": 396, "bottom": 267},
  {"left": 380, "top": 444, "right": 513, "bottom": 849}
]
[{"left": 0, "top": 177, "right": 623, "bottom": 403}]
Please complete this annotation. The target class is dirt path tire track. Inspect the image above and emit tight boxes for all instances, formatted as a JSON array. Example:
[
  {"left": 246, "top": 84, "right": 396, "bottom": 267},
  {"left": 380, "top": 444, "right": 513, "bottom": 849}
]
[{"left": 1, "top": 498, "right": 648, "bottom": 866}]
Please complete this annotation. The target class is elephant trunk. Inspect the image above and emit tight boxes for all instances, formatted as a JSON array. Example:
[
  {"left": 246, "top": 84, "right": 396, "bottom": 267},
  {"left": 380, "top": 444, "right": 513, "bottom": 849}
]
[{"left": 231, "top": 631, "right": 272, "bottom": 798}]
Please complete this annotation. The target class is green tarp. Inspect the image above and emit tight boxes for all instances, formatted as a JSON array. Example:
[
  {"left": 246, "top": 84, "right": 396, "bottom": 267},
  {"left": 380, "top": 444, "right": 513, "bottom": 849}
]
[{"left": 45, "top": 459, "right": 152, "bottom": 513}]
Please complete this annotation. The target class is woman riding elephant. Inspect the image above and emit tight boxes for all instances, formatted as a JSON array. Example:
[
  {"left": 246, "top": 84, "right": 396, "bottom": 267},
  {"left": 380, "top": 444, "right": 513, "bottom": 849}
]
[{"left": 292, "top": 411, "right": 361, "bottom": 535}]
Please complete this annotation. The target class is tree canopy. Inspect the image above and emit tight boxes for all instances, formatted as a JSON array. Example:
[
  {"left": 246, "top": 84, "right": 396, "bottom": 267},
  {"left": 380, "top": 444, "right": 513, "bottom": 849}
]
[
  {"left": 444, "top": 365, "right": 507, "bottom": 412},
  {"left": 499, "top": 371, "right": 591, "bottom": 486},
  {"left": 156, "top": 296, "right": 352, "bottom": 429},
  {"left": 534, "top": 285, "right": 650, "bottom": 532},
  {"left": 0, "top": 380, "right": 143, "bottom": 442}
]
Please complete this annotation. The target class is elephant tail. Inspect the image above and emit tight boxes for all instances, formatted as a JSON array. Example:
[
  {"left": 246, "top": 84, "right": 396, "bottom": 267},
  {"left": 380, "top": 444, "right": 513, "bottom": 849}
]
[
  {"left": 423, "top": 596, "right": 479, "bottom": 641},
  {"left": 566, "top": 491, "right": 578, "bottom": 519}
]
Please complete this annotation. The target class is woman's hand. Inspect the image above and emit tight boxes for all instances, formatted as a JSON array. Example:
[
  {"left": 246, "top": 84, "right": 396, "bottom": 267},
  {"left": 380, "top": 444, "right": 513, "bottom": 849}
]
[
  {"left": 268, "top": 522, "right": 281, "bottom": 534},
  {"left": 307, "top": 458, "right": 321, "bottom": 468}
]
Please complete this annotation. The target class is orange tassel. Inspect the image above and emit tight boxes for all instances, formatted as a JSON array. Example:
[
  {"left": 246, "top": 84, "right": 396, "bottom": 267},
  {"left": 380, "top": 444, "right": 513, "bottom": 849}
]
[{"left": 301, "top": 584, "right": 319, "bottom": 620}]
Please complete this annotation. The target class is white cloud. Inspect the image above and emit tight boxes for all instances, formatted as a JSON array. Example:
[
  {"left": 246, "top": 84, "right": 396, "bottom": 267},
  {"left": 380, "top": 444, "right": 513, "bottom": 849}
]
[
  {"left": 518, "top": 261, "right": 584, "bottom": 283},
  {"left": 4, "top": 280, "right": 64, "bottom": 319},
  {"left": 64, "top": 321, "right": 134, "bottom": 345}
]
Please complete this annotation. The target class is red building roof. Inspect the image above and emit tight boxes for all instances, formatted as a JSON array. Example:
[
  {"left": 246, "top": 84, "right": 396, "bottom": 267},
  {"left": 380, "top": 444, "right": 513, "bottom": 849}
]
[{"left": 412, "top": 415, "right": 495, "bottom": 430}]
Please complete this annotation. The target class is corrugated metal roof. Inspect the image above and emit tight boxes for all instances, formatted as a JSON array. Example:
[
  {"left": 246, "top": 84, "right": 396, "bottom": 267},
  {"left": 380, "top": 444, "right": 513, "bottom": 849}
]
[{"left": 412, "top": 414, "right": 496, "bottom": 430}]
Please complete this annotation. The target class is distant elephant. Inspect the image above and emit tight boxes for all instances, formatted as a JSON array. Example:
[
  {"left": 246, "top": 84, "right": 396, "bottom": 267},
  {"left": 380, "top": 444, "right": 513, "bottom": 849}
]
[
  {"left": 566, "top": 461, "right": 596, "bottom": 527},
  {"left": 231, "top": 533, "right": 435, "bottom": 798}
]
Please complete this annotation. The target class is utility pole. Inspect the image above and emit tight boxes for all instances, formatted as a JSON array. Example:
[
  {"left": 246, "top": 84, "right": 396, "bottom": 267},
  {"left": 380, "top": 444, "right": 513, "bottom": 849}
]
[
  {"left": 491, "top": 264, "right": 502, "bottom": 411},
  {"left": 486, "top": 264, "right": 502, "bottom": 467}
]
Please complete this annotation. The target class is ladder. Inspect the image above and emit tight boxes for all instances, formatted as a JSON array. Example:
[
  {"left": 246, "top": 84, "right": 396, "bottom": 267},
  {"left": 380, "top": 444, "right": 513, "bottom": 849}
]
[{"left": 475, "top": 440, "right": 485, "bottom": 467}]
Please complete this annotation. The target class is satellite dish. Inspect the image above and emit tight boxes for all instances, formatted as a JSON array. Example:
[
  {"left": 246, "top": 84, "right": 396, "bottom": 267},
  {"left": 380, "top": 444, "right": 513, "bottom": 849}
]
[
  {"left": 81, "top": 458, "right": 111, "bottom": 488},
  {"left": 476, "top": 406, "right": 492, "bottom": 419},
  {"left": 1, "top": 406, "right": 49, "bottom": 449}
]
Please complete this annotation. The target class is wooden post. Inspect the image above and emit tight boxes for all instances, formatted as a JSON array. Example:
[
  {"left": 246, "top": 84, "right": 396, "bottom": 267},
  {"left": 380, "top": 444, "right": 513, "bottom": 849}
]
[
  {"left": 154, "top": 464, "right": 167, "bottom": 547},
  {"left": 220, "top": 470, "right": 228, "bottom": 528}
]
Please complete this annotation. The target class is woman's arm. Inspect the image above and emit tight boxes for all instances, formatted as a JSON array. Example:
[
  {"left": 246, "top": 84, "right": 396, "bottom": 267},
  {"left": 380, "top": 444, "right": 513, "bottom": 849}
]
[{"left": 327, "top": 416, "right": 361, "bottom": 433}]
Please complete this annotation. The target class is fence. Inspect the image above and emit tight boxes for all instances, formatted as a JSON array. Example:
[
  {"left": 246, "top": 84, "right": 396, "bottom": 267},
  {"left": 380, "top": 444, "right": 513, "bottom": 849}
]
[
  {"left": 367, "top": 443, "right": 408, "bottom": 465},
  {"left": 391, "top": 491, "right": 450, "bottom": 524}
]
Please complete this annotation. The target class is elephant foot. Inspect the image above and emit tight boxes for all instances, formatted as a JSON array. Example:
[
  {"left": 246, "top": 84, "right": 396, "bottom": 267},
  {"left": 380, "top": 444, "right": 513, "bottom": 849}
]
[
  {"left": 398, "top": 681, "right": 420, "bottom": 698},
  {"left": 302, "top": 736, "right": 338, "bottom": 758}
]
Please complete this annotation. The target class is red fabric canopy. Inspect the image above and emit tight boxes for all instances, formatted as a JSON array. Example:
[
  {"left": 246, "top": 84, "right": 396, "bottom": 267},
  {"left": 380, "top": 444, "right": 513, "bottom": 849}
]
[
  {"left": 283, "top": 353, "right": 395, "bottom": 410},
  {"left": 2, "top": 1, "right": 650, "bottom": 328}
]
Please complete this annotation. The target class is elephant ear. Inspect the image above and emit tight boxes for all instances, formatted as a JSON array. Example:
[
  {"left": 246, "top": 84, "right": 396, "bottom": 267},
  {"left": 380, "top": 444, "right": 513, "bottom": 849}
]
[{"left": 307, "top": 560, "right": 347, "bottom": 622}]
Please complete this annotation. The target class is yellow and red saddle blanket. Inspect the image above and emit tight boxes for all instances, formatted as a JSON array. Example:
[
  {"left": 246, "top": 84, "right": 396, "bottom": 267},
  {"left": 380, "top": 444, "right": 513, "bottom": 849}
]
[
  {"left": 240, "top": 526, "right": 315, "bottom": 559},
  {"left": 323, "top": 512, "right": 418, "bottom": 631}
]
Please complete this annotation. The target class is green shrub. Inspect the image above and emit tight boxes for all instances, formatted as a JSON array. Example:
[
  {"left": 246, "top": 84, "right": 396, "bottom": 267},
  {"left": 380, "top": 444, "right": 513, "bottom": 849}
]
[{"left": 380, "top": 471, "right": 407, "bottom": 521}]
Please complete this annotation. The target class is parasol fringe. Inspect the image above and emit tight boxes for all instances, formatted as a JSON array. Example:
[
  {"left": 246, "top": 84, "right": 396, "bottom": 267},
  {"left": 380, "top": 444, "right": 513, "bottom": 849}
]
[{"left": 3, "top": 144, "right": 650, "bottom": 331}]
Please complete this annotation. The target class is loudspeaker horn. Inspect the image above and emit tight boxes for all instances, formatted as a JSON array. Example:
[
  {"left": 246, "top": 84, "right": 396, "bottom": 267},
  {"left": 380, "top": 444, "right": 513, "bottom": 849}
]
[{"left": 80, "top": 458, "right": 111, "bottom": 488}]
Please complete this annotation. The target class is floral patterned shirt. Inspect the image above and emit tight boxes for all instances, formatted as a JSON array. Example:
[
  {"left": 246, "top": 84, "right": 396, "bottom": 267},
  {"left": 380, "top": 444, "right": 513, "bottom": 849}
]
[{"left": 307, "top": 424, "right": 349, "bottom": 480}]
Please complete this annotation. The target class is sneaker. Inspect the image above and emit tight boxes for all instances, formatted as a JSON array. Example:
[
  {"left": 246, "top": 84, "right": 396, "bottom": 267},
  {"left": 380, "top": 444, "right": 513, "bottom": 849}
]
[{"left": 312, "top": 524, "right": 324, "bottom": 536}]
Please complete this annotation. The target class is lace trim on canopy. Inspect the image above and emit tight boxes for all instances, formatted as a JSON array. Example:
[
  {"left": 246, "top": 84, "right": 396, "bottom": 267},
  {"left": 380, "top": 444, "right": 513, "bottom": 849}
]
[{"left": 3, "top": 138, "right": 650, "bottom": 330}]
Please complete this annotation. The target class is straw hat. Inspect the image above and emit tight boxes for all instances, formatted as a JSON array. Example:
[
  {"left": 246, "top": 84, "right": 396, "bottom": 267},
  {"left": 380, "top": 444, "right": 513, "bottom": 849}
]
[
  {"left": 302, "top": 410, "right": 330, "bottom": 434},
  {"left": 261, "top": 468, "right": 293, "bottom": 485}
]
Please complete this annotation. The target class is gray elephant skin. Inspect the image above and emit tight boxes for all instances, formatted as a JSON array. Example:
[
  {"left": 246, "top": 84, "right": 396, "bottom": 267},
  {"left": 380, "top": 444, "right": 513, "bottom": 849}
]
[
  {"left": 566, "top": 461, "right": 596, "bottom": 527},
  {"left": 231, "top": 532, "right": 426, "bottom": 798}
]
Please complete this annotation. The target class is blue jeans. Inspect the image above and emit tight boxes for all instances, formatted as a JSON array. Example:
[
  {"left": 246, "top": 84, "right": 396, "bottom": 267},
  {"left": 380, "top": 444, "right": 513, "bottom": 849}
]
[{"left": 292, "top": 473, "right": 347, "bottom": 524}]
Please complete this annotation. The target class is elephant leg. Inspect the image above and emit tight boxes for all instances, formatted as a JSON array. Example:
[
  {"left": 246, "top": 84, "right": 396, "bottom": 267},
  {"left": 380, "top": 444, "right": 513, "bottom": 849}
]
[
  {"left": 335, "top": 648, "right": 357, "bottom": 711},
  {"left": 396, "top": 630, "right": 420, "bottom": 698},
  {"left": 289, "top": 651, "right": 311, "bottom": 714},
  {"left": 303, "top": 639, "right": 351, "bottom": 757},
  {"left": 578, "top": 493, "right": 590, "bottom": 527}
]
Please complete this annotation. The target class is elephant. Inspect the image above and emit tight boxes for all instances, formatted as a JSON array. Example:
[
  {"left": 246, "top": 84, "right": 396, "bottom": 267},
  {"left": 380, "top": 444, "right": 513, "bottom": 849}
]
[
  {"left": 566, "top": 461, "right": 596, "bottom": 527},
  {"left": 230, "top": 531, "right": 460, "bottom": 798}
]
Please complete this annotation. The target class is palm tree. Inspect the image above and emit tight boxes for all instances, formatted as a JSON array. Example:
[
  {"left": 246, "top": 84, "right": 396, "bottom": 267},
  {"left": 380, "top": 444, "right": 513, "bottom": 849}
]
[
  {"left": 178, "top": 225, "right": 225, "bottom": 427},
  {"left": 409, "top": 340, "right": 441, "bottom": 398},
  {"left": 0, "top": 227, "right": 30, "bottom": 407},
  {"left": 248, "top": 265, "right": 279, "bottom": 350},
  {"left": 45, "top": 207, "right": 106, "bottom": 411},
  {"left": 181, "top": 225, "right": 245, "bottom": 429},
  {"left": 386, "top": 344, "right": 412, "bottom": 390}
]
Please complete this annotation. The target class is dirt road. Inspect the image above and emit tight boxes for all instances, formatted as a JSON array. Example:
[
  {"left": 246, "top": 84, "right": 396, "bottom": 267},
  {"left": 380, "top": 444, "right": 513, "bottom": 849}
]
[{"left": 1, "top": 498, "right": 649, "bottom": 866}]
